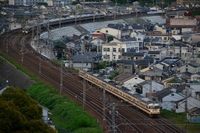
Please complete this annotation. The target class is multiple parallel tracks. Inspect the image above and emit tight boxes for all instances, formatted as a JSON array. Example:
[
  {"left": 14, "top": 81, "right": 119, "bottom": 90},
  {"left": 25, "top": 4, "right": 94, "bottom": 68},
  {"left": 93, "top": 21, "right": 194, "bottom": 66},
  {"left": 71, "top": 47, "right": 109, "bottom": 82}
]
[{"left": 0, "top": 22, "right": 186, "bottom": 133}]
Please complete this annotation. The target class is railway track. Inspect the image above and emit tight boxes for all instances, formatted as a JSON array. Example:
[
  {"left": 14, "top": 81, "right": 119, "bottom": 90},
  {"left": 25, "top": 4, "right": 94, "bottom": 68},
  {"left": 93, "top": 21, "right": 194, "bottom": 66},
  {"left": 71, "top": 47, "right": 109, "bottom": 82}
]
[{"left": 0, "top": 16, "right": 186, "bottom": 133}]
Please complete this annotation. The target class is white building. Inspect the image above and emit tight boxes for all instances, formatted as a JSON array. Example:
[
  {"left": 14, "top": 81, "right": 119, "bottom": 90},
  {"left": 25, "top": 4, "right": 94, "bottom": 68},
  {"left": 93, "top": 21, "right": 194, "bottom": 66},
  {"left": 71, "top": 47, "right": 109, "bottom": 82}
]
[
  {"left": 102, "top": 41, "right": 139, "bottom": 61},
  {"left": 137, "top": 80, "right": 164, "bottom": 97},
  {"left": 122, "top": 76, "right": 144, "bottom": 91}
]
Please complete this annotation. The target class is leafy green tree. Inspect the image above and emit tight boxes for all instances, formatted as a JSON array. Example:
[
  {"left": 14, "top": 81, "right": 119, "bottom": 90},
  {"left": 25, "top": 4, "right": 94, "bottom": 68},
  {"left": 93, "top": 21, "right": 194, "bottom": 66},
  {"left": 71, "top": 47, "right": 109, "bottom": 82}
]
[
  {"left": 0, "top": 87, "right": 56, "bottom": 133},
  {"left": 107, "top": 36, "right": 113, "bottom": 43}
]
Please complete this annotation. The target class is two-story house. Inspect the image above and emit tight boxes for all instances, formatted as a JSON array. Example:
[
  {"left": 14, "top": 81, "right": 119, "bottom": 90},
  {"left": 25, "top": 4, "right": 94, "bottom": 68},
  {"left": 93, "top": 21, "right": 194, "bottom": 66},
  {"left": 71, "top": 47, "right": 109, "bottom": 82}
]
[
  {"left": 102, "top": 41, "right": 139, "bottom": 61},
  {"left": 121, "top": 51, "right": 145, "bottom": 60},
  {"left": 146, "top": 31, "right": 171, "bottom": 43},
  {"left": 180, "top": 63, "right": 200, "bottom": 74},
  {"left": 70, "top": 52, "right": 101, "bottom": 70},
  {"left": 165, "top": 17, "right": 197, "bottom": 34},
  {"left": 116, "top": 60, "right": 135, "bottom": 73},
  {"left": 147, "top": 51, "right": 162, "bottom": 61},
  {"left": 95, "top": 23, "right": 131, "bottom": 39},
  {"left": 152, "top": 86, "right": 185, "bottom": 111},
  {"left": 136, "top": 80, "right": 164, "bottom": 97}
]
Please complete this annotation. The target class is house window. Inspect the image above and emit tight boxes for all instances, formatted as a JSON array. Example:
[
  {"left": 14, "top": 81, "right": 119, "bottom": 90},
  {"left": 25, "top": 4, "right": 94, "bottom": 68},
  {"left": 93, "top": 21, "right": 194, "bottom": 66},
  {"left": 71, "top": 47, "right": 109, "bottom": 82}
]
[
  {"left": 164, "top": 37, "right": 167, "bottom": 40},
  {"left": 113, "top": 48, "right": 116, "bottom": 52},
  {"left": 106, "top": 30, "right": 108, "bottom": 33},
  {"left": 104, "top": 55, "right": 110, "bottom": 59},
  {"left": 97, "top": 31, "right": 100, "bottom": 33},
  {"left": 103, "top": 48, "right": 110, "bottom": 51},
  {"left": 118, "top": 55, "right": 121, "bottom": 59},
  {"left": 86, "top": 63, "right": 88, "bottom": 66},
  {"left": 138, "top": 38, "right": 141, "bottom": 40},
  {"left": 186, "top": 68, "right": 188, "bottom": 72}
]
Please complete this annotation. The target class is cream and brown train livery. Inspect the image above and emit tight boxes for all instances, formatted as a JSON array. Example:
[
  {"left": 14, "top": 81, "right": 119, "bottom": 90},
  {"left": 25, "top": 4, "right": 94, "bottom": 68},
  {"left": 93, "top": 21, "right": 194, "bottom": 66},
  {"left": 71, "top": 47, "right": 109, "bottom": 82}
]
[{"left": 79, "top": 70, "right": 160, "bottom": 117}]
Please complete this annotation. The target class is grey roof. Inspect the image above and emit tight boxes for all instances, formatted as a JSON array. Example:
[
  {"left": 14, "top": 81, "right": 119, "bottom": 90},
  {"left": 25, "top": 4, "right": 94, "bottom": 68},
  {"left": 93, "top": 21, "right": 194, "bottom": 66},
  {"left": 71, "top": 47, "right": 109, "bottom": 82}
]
[
  {"left": 148, "top": 51, "right": 160, "bottom": 54},
  {"left": 151, "top": 37, "right": 160, "bottom": 42},
  {"left": 134, "top": 59, "right": 150, "bottom": 66},
  {"left": 169, "top": 42, "right": 187, "bottom": 47},
  {"left": 188, "top": 107, "right": 200, "bottom": 116},
  {"left": 123, "top": 37, "right": 137, "bottom": 41},
  {"left": 160, "top": 57, "right": 181, "bottom": 65},
  {"left": 107, "top": 23, "right": 128, "bottom": 30},
  {"left": 182, "top": 33, "right": 191, "bottom": 38},
  {"left": 143, "top": 55, "right": 154, "bottom": 63},
  {"left": 188, "top": 63, "right": 199, "bottom": 68},
  {"left": 71, "top": 54, "right": 92, "bottom": 63},
  {"left": 176, "top": 84, "right": 186, "bottom": 93},
  {"left": 116, "top": 60, "right": 134, "bottom": 64},
  {"left": 138, "top": 80, "right": 151, "bottom": 86},
  {"left": 152, "top": 87, "right": 172, "bottom": 100},
  {"left": 144, "top": 37, "right": 151, "bottom": 42},
  {"left": 122, "top": 52, "right": 144, "bottom": 57}
]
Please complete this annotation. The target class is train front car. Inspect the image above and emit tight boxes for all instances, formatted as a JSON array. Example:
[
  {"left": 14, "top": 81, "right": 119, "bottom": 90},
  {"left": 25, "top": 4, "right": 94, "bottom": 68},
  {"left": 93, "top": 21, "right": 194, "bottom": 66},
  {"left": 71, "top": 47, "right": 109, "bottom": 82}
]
[
  {"left": 148, "top": 103, "right": 160, "bottom": 117},
  {"left": 22, "top": 26, "right": 31, "bottom": 34}
]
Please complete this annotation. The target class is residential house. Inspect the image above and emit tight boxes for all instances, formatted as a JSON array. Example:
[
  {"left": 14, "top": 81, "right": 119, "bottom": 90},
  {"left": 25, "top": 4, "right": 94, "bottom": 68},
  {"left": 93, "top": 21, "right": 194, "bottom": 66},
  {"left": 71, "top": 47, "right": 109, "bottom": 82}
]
[
  {"left": 152, "top": 87, "right": 185, "bottom": 111},
  {"left": 139, "top": 66, "right": 163, "bottom": 81},
  {"left": 168, "top": 42, "right": 190, "bottom": 62},
  {"left": 175, "top": 83, "right": 200, "bottom": 113},
  {"left": 181, "top": 33, "right": 192, "bottom": 43},
  {"left": 113, "top": 72, "right": 144, "bottom": 91},
  {"left": 187, "top": 83, "right": 200, "bottom": 100},
  {"left": 95, "top": 23, "right": 131, "bottom": 39},
  {"left": 90, "top": 37, "right": 105, "bottom": 53},
  {"left": 121, "top": 51, "right": 145, "bottom": 60},
  {"left": 134, "top": 59, "right": 151, "bottom": 73},
  {"left": 148, "top": 51, "right": 161, "bottom": 61},
  {"left": 70, "top": 52, "right": 101, "bottom": 70},
  {"left": 176, "top": 96, "right": 200, "bottom": 113},
  {"left": 129, "top": 23, "right": 146, "bottom": 32},
  {"left": 154, "top": 24, "right": 167, "bottom": 34},
  {"left": 122, "top": 37, "right": 140, "bottom": 52},
  {"left": 165, "top": 17, "right": 197, "bottom": 34},
  {"left": 40, "top": 105, "right": 51, "bottom": 124},
  {"left": 116, "top": 60, "right": 135, "bottom": 73},
  {"left": 136, "top": 80, "right": 164, "bottom": 97},
  {"left": 180, "top": 63, "right": 200, "bottom": 74},
  {"left": 122, "top": 76, "right": 144, "bottom": 91},
  {"left": 161, "top": 76, "right": 185, "bottom": 88},
  {"left": 123, "top": 36, "right": 144, "bottom": 49},
  {"left": 187, "top": 107, "right": 200, "bottom": 123},
  {"left": 102, "top": 41, "right": 139, "bottom": 61},
  {"left": 156, "top": 57, "right": 181, "bottom": 77},
  {"left": 146, "top": 31, "right": 171, "bottom": 42},
  {"left": 191, "top": 72, "right": 200, "bottom": 81}
]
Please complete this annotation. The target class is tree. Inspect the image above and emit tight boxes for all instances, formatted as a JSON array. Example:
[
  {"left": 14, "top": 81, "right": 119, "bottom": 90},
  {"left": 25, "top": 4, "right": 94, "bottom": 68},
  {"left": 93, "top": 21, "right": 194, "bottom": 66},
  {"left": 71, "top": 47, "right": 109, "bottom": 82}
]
[{"left": 0, "top": 87, "right": 56, "bottom": 133}]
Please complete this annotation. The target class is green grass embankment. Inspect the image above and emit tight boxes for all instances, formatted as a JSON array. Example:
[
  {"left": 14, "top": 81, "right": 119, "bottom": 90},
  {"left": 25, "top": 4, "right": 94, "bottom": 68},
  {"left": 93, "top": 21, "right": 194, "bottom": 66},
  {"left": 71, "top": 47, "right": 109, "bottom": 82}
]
[
  {"left": 1, "top": 54, "right": 103, "bottom": 133},
  {"left": 160, "top": 110, "right": 200, "bottom": 133}
]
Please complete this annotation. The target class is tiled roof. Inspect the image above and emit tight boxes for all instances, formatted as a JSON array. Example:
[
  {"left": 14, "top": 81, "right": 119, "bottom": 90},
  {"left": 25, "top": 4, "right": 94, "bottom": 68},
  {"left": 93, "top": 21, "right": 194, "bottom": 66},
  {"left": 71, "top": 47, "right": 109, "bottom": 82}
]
[
  {"left": 188, "top": 63, "right": 199, "bottom": 68},
  {"left": 134, "top": 59, "right": 150, "bottom": 65},
  {"left": 148, "top": 51, "right": 160, "bottom": 54},
  {"left": 116, "top": 60, "right": 134, "bottom": 64},
  {"left": 152, "top": 87, "right": 172, "bottom": 100},
  {"left": 188, "top": 107, "right": 200, "bottom": 116}
]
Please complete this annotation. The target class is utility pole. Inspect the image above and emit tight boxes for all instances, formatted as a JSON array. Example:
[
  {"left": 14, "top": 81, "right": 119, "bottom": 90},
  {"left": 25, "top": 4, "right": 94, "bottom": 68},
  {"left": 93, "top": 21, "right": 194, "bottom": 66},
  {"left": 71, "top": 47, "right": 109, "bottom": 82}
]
[
  {"left": 111, "top": 103, "right": 116, "bottom": 133},
  {"left": 102, "top": 84, "right": 106, "bottom": 131},
  {"left": 36, "top": 17, "right": 40, "bottom": 52},
  {"left": 83, "top": 73, "right": 86, "bottom": 109},
  {"left": 60, "top": 61, "right": 63, "bottom": 94}
]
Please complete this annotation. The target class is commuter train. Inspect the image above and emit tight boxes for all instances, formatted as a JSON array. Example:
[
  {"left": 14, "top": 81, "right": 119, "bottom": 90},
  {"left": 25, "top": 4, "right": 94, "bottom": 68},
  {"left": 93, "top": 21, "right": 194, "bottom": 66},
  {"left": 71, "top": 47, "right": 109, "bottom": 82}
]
[
  {"left": 22, "top": 13, "right": 105, "bottom": 34},
  {"left": 79, "top": 69, "right": 160, "bottom": 117}
]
